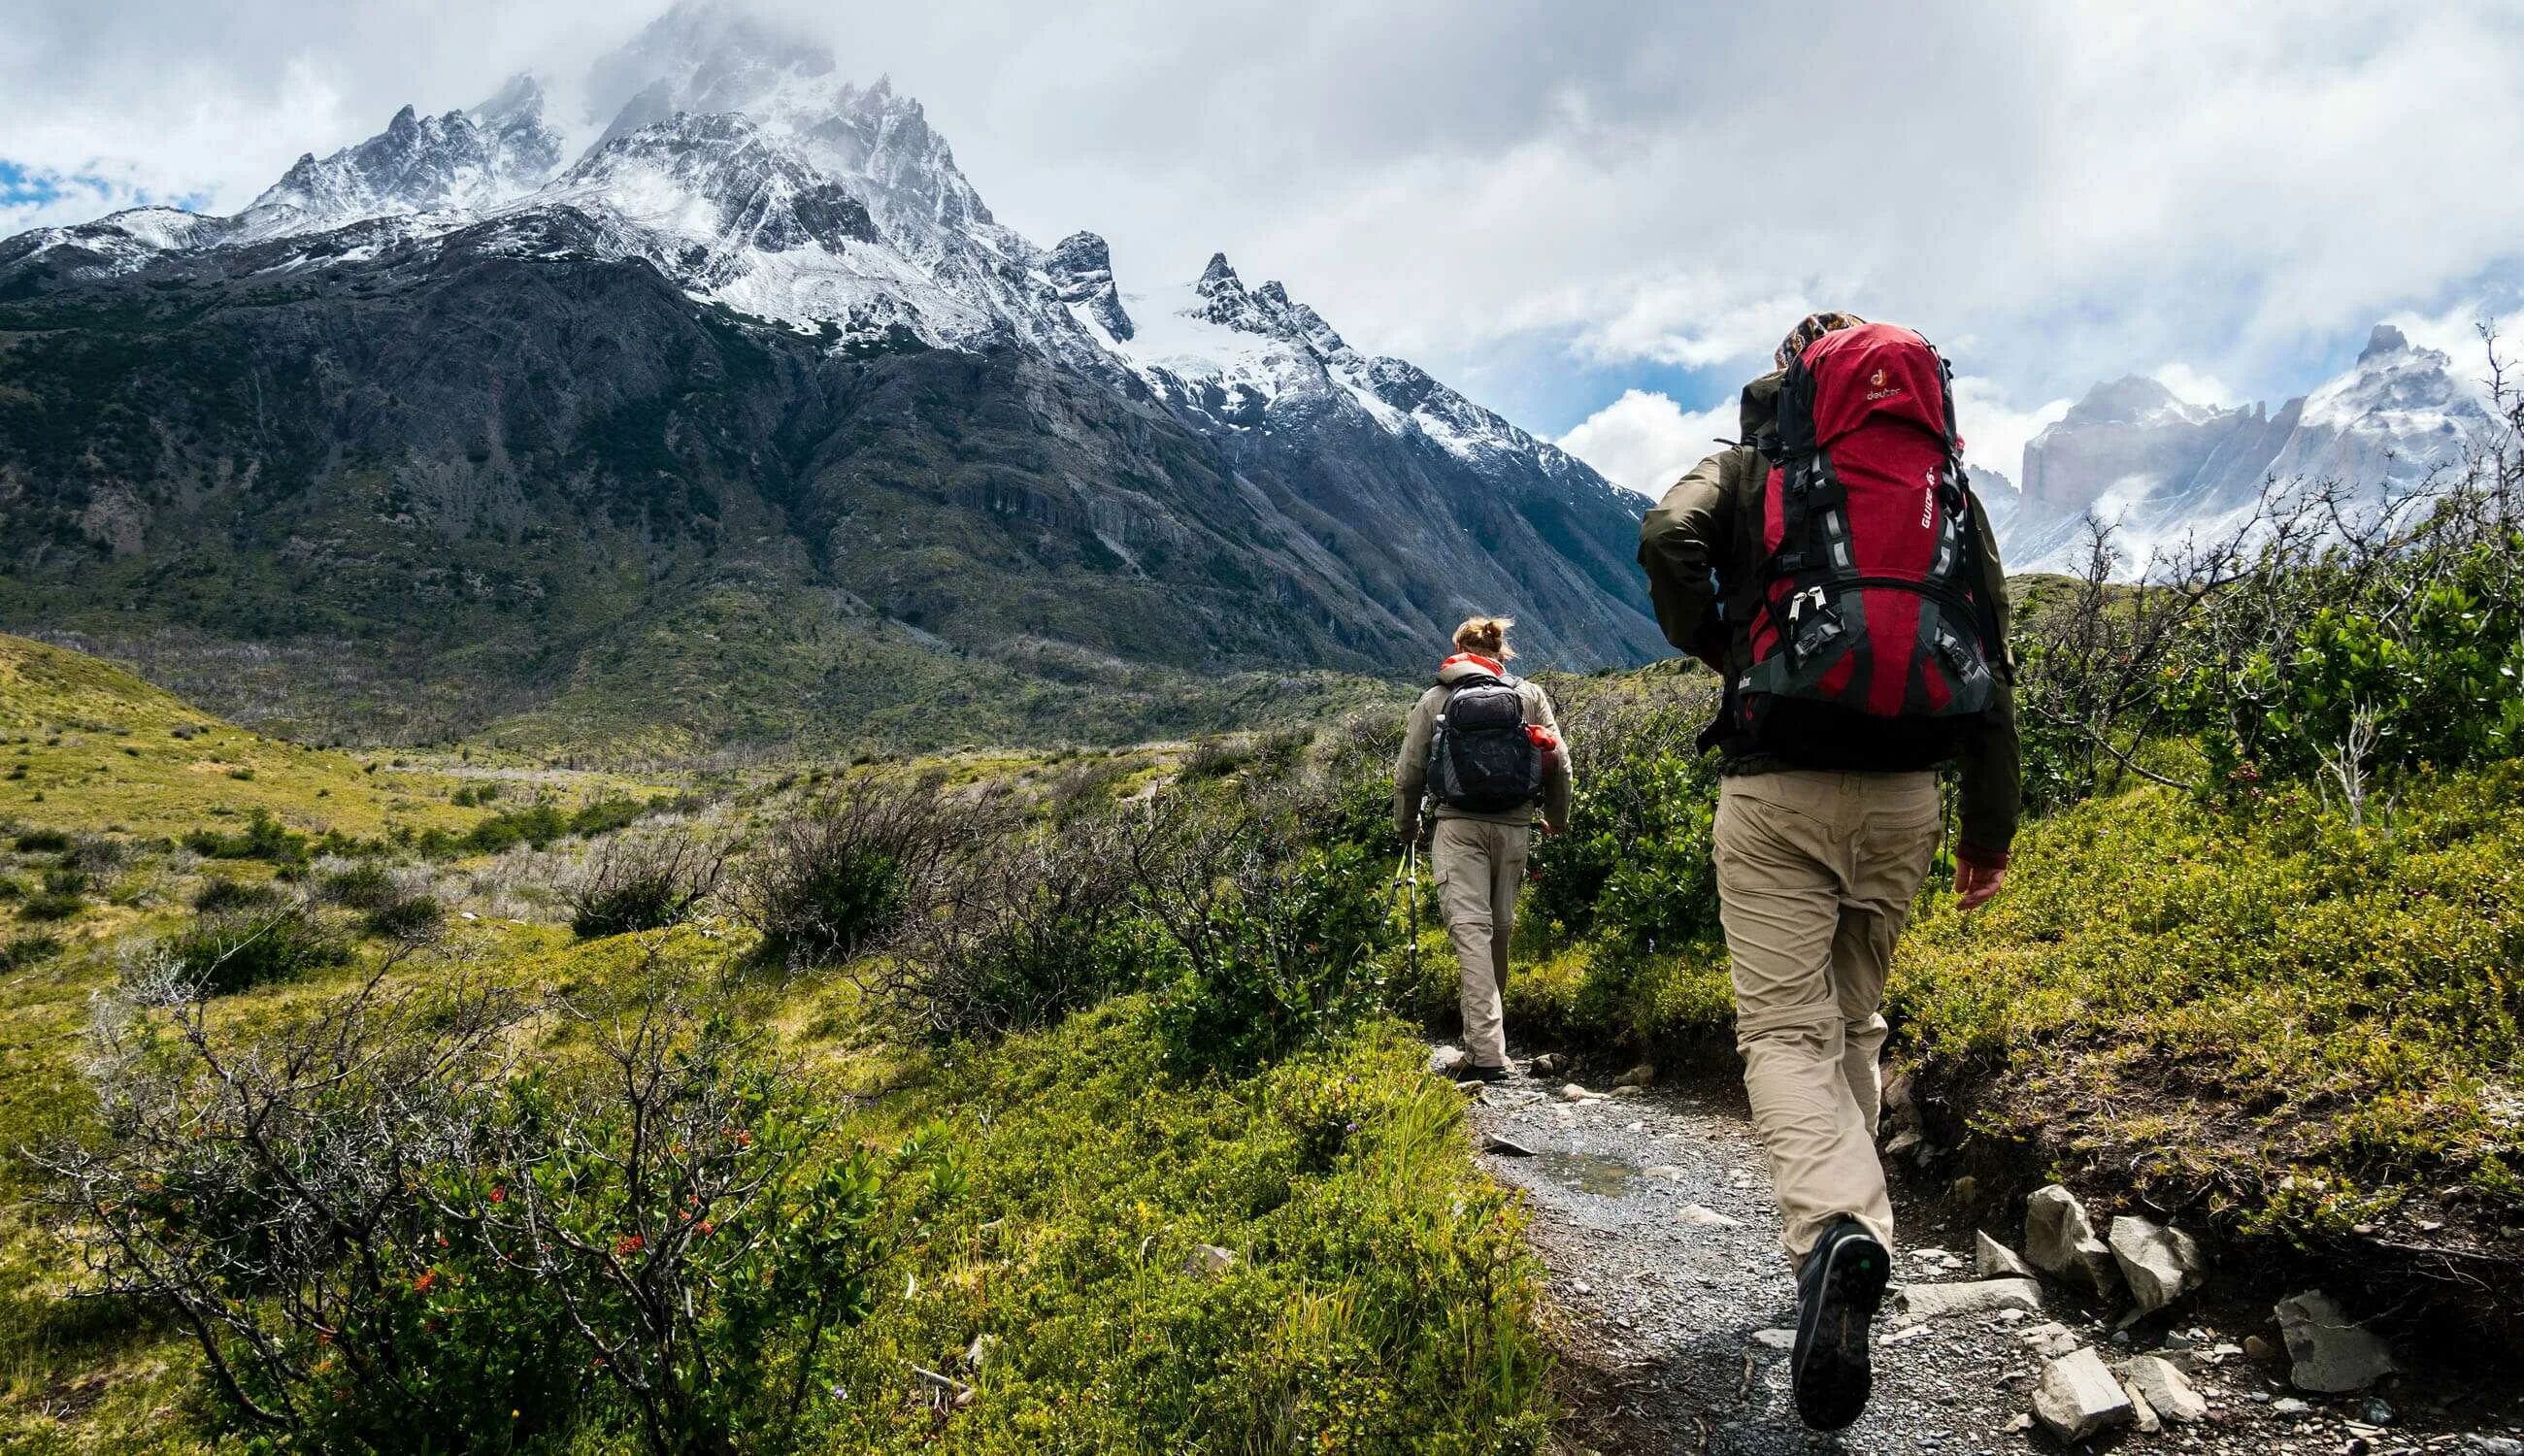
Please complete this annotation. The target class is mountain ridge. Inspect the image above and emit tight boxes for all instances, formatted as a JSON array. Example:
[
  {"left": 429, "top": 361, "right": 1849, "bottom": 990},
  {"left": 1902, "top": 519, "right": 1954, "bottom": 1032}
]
[{"left": 0, "top": 1, "right": 1659, "bottom": 751}]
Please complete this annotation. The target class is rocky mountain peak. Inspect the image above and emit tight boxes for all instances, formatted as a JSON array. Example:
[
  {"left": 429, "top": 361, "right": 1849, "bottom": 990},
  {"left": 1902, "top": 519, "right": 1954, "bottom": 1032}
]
[
  {"left": 249, "top": 80, "right": 562, "bottom": 225},
  {"left": 2359, "top": 322, "right": 2412, "bottom": 363},
  {"left": 1045, "top": 231, "right": 1132, "bottom": 340}
]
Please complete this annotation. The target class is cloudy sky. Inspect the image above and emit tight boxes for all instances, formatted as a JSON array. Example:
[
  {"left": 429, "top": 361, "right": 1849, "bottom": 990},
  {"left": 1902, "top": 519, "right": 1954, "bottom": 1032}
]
[{"left": 5, "top": 0, "right": 2519, "bottom": 494}]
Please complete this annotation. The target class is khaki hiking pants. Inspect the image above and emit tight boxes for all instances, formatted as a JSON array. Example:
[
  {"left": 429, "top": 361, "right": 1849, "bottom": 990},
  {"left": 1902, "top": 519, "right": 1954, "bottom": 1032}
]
[
  {"left": 1432, "top": 816, "right": 1530, "bottom": 1069},
  {"left": 1713, "top": 770, "right": 1941, "bottom": 1262}
]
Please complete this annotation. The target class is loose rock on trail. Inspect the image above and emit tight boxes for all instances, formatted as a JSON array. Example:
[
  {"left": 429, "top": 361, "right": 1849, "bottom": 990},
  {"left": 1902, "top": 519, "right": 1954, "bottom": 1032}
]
[{"left": 1457, "top": 1055, "right": 2517, "bottom": 1455}]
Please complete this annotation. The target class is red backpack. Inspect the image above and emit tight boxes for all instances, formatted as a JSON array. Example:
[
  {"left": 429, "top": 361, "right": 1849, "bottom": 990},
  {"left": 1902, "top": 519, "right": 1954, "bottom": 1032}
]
[{"left": 1736, "top": 323, "right": 2002, "bottom": 763}]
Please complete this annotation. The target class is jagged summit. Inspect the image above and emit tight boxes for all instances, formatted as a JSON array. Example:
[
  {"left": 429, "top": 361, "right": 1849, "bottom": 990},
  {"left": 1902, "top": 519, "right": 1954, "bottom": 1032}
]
[
  {"left": 2008, "top": 321, "right": 2493, "bottom": 572},
  {"left": 0, "top": 0, "right": 1666, "bottom": 679},
  {"left": 2360, "top": 322, "right": 2412, "bottom": 362},
  {"left": 251, "top": 80, "right": 563, "bottom": 224}
]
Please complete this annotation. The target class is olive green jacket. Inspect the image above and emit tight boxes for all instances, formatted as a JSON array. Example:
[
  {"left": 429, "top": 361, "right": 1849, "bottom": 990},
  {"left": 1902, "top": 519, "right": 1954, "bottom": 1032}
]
[{"left": 1636, "top": 371, "right": 2022, "bottom": 866}]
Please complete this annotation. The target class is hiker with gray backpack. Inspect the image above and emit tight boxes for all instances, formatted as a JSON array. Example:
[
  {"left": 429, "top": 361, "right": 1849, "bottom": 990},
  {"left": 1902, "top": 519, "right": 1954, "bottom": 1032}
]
[
  {"left": 1392, "top": 615, "right": 1572, "bottom": 1083},
  {"left": 1640, "top": 312, "right": 2021, "bottom": 1432}
]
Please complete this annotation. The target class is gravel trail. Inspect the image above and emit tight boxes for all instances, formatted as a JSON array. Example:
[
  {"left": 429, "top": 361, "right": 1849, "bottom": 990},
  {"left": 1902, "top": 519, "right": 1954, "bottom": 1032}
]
[{"left": 1461, "top": 1059, "right": 2521, "bottom": 1456}]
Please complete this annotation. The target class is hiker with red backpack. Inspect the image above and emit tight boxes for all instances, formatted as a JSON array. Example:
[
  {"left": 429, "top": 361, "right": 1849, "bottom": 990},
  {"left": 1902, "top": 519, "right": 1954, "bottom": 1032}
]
[
  {"left": 1639, "top": 313, "right": 2020, "bottom": 1432},
  {"left": 1392, "top": 616, "right": 1572, "bottom": 1083}
]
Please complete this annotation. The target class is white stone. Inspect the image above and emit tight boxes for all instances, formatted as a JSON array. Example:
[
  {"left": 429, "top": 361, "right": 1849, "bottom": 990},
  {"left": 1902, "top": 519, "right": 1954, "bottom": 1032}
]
[
  {"left": 2275, "top": 1290, "right": 2400, "bottom": 1393},
  {"left": 2017, "top": 1320, "right": 2082, "bottom": 1358},
  {"left": 1675, "top": 1204, "right": 1742, "bottom": 1229},
  {"left": 1975, "top": 1229, "right": 2038, "bottom": 1280},
  {"left": 2122, "top": 1354, "right": 2208, "bottom": 1423},
  {"left": 2032, "top": 1347, "right": 2136, "bottom": 1442},
  {"left": 1428, "top": 1045, "right": 1470, "bottom": 1075},
  {"left": 1889, "top": 1277, "right": 2042, "bottom": 1325},
  {"left": 1611, "top": 1063, "right": 1656, "bottom": 1088},
  {"left": 2109, "top": 1214, "right": 2205, "bottom": 1312},
  {"left": 2025, "top": 1183, "right": 2123, "bottom": 1299},
  {"left": 1183, "top": 1243, "right": 1236, "bottom": 1277},
  {"left": 1558, "top": 1082, "right": 1590, "bottom": 1103}
]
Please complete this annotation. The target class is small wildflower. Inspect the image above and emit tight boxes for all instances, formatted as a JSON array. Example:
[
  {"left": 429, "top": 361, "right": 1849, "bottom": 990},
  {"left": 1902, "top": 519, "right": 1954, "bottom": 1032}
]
[
  {"left": 413, "top": 1268, "right": 439, "bottom": 1293},
  {"left": 614, "top": 1234, "right": 646, "bottom": 1256},
  {"left": 489, "top": 1184, "right": 506, "bottom": 1204}
]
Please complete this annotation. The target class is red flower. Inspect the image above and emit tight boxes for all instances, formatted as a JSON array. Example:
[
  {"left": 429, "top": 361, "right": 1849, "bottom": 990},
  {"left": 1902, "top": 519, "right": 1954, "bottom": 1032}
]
[
  {"left": 489, "top": 1185, "right": 506, "bottom": 1204},
  {"left": 413, "top": 1269, "right": 439, "bottom": 1293},
  {"left": 614, "top": 1234, "right": 646, "bottom": 1257}
]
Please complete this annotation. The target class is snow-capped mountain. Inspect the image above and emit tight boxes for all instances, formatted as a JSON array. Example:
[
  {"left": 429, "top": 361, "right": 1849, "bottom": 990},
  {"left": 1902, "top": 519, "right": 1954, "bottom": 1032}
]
[
  {"left": 1997, "top": 324, "right": 2496, "bottom": 572},
  {"left": 0, "top": 0, "right": 1660, "bottom": 746},
  {"left": 254, "top": 75, "right": 565, "bottom": 224}
]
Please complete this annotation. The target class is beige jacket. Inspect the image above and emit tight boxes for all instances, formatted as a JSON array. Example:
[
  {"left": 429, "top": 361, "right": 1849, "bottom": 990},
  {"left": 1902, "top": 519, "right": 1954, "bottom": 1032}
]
[{"left": 1393, "top": 654, "right": 1574, "bottom": 840}]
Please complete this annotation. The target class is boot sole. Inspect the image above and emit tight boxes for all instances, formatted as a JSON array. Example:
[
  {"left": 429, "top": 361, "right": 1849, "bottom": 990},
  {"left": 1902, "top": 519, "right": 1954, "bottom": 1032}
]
[{"left": 1792, "top": 1230, "right": 1889, "bottom": 1431}]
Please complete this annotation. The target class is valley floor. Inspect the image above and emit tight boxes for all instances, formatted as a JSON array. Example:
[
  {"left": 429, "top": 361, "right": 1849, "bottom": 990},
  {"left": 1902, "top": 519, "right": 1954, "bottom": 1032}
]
[{"left": 1470, "top": 1062, "right": 2524, "bottom": 1456}]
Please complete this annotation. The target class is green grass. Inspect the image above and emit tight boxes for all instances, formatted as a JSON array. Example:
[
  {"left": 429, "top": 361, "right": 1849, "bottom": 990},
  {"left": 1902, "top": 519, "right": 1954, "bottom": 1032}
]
[
  {"left": 814, "top": 1002, "right": 1551, "bottom": 1452},
  {"left": 0, "top": 633, "right": 478, "bottom": 841},
  {"left": 1896, "top": 760, "right": 2524, "bottom": 1244}
]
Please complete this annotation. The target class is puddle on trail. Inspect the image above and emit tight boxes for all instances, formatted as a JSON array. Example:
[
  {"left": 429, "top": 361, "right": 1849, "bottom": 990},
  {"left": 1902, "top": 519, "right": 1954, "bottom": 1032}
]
[{"left": 1532, "top": 1150, "right": 1638, "bottom": 1197}]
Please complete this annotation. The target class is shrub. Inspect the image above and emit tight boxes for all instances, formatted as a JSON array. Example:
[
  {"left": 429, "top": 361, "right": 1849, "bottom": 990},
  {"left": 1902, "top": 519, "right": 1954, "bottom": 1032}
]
[
  {"left": 1132, "top": 789, "right": 1389, "bottom": 1075},
  {"left": 13, "top": 829, "right": 69, "bottom": 853},
  {"left": 363, "top": 894, "right": 445, "bottom": 942},
  {"left": 1523, "top": 678, "right": 1721, "bottom": 950},
  {"left": 316, "top": 859, "right": 396, "bottom": 910},
  {"left": 567, "top": 832, "right": 727, "bottom": 940},
  {"left": 41, "top": 966, "right": 935, "bottom": 1455},
  {"left": 190, "top": 877, "right": 280, "bottom": 914},
  {"left": 734, "top": 779, "right": 984, "bottom": 971},
  {"left": 0, "top": 875, "right": 21, "bottom": 901},
  {"left": 18, "top": 891, "right": 83, "bottom": 922},
  {"left": 871, "top": 813, "right": 1144, "bottom": 1039},
  {"left": 181, "top": 810, "right": 308, "bottom": 864},
  {"left": 41, "top": 866, "right": 88, "bottom": 897},
  {"left": 0, "top": 933, "right": 65, "bottom": 971},
  {"left": 162, "top": 905, "right": 351, "bottom": 994}
]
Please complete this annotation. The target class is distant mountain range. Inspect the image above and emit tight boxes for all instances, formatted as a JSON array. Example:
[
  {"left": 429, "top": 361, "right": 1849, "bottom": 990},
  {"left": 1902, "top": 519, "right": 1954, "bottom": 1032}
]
[
  {"left": 0, "top": 1, "right": 1659, "bottom": 751},
  {"left": 1982, "top": 323, "right": 2494, "bottom": 572}
]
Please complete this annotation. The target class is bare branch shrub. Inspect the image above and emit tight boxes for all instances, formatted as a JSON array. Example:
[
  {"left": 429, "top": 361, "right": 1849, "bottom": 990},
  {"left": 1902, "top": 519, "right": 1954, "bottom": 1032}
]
[
  {"left": 566, "top": 829, "right": 729, "bottom": 940},
  {"left": 868, "top": 812, "right": 1140, "bottom": 1039},
  {"left": 36, "top": 948, "right": 920, "bottom": 1453},
  {"left": 731, "top": 777, "right": 995, "bottom": 972}
]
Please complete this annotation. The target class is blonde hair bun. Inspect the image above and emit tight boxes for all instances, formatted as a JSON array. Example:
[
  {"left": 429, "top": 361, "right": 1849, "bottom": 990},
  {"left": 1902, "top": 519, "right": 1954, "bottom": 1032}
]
[{"left": 1452, "top": 615, "right": 1515, "bottom": 660}]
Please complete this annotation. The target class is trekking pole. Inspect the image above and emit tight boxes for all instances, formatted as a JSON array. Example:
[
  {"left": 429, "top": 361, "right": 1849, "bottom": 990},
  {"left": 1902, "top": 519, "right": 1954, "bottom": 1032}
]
[{"left": 1403, "top": 835, "right": 1421, "bottom": 985}]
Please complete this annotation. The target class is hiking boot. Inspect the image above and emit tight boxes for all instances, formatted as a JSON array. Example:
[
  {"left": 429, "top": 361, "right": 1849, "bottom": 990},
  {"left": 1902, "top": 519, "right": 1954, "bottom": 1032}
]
[
  {"left": 1791, "top": 1216, "right": 1890, "bottom": 1431},
  {"left": 1459, "top": 1062, "right": 1511, "bottom": 1084}
]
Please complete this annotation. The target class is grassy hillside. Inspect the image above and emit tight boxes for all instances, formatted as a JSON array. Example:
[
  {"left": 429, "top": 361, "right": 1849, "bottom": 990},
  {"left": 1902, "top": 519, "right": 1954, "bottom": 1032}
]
[
  {"left": 0, "top": 632, "right": 478, "bottom": 839},
  {"left": 0, "top": 637, "right": 1549, "bottom": 1452}
]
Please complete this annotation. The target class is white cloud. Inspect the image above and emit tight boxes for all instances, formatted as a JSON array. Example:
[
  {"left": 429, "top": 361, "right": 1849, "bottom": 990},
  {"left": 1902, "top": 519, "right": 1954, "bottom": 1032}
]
[
  {"left": 1948, "top": 377, "right": 2074, "bottom": 485},
  {"left": 3, "top": 0, "right": 2520, "bottom": 433},
  {"left": 2149, "top": 364, "right": 2242, "bottom": 410},
  {"left": 1556, "top": 388, "right": 1742, "bottom": 499}
]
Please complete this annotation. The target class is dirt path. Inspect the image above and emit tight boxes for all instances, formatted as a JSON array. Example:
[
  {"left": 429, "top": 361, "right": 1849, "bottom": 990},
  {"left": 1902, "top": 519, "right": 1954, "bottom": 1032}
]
[{"left": 1462, "top": 1057, "right": 2522, "bottom": 1456}]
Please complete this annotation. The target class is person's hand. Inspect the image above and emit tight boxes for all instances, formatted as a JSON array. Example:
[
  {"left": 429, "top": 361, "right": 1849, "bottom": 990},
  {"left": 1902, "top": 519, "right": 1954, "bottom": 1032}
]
[{"left": 1954, "top": 857, "right": 2007, "bottom": 912}]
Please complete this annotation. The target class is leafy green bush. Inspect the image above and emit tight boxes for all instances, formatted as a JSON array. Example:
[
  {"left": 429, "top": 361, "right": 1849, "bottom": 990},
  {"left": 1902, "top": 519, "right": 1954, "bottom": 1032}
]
[
  {"left": 0, "top": 934, "right": 64, "bottom": 972},
  {"left": 1137, "top": 794, "right": 1388, "bottom": 1075},
  {"left": 874, "top": 815, "right": 1146, "bottom": 1039},
  {"left": 163, "top": 905, "right": 351, "bottom": 994},
  {"left": 12, "top": 829, "right": 69, "bottom": 853},
  {"left": 181, "top": 810, "right": 309, "bottom": 864},
  {"left": 734, "top": 781, "right": 980, "bottom": 971},
  {"left": 1523, "top": 682, "right": 1720, "bottom": 950}
]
